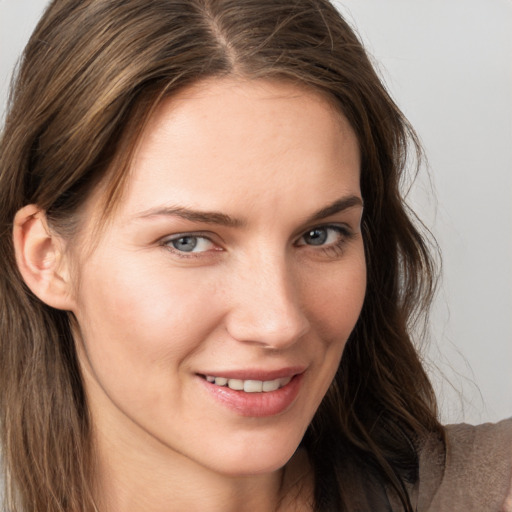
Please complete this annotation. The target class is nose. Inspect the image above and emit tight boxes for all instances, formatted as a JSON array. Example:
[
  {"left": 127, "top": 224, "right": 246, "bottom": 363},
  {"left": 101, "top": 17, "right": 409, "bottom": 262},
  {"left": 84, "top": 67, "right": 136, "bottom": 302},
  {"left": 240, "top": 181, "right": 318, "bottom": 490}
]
[{"left": 225, "top": 252, "right": 310, "bottom": 350}]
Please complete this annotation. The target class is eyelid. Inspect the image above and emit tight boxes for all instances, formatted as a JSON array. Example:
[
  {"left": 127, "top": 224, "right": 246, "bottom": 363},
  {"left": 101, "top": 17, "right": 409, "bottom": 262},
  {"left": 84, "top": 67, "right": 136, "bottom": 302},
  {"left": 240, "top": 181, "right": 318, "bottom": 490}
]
[{"left": 160, "top": 230, "right": 219, "bottom": 244}]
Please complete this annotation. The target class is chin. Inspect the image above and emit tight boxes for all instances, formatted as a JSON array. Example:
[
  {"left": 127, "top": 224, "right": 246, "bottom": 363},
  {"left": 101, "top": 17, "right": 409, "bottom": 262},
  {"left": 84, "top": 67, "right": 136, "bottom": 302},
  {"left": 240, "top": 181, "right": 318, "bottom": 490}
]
[
  {"left": 212, "top": 455, "right": 293, "bottom": 478},
  {"left": 198, "top": 431, "right": 304, "bottom": 477}
]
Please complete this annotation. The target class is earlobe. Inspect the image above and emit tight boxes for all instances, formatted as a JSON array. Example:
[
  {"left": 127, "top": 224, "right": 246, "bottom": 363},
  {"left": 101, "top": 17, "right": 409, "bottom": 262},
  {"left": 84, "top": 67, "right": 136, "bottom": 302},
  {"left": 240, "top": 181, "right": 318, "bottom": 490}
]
[{"left": 13, "top": 205, "right": 76, "bottom": 311}]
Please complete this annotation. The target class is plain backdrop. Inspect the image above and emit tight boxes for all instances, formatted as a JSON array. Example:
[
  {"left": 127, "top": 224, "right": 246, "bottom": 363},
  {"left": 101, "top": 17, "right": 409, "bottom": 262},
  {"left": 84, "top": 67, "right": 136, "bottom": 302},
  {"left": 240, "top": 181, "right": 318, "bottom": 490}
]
[{"left": 1, "top": 0, "right": 511, "bottom": 425}]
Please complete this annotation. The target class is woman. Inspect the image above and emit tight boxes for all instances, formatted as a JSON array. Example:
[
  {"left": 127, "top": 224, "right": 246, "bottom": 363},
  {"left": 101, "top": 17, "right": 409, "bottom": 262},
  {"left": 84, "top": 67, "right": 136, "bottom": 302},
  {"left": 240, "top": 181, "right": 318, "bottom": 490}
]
[{"left": 0, "top": 0, "right": 510, "bottom": 511}]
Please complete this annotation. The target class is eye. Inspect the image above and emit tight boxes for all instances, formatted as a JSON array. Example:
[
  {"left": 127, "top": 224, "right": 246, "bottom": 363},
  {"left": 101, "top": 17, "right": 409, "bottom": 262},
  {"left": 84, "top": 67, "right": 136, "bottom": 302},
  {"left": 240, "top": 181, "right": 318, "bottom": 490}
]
[
  {"left": 164, "top": 234, "right": 216, "bottom": 253},
  {"left": 296, "top": 226, "right": 348, "bottom": 247}
]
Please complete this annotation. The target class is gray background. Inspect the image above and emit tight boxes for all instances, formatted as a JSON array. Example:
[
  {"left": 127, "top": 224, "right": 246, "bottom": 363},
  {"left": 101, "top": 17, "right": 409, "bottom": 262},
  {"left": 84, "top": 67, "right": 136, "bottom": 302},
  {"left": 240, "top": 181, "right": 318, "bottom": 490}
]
[{"left": 1, "top": 0, "right": 511, "bottom": 425}]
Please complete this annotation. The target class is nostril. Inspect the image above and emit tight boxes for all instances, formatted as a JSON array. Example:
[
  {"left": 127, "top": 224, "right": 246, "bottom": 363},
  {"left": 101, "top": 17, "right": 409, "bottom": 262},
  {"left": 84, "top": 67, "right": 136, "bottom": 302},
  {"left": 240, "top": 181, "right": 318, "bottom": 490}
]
[{"left": 225, "top": 306, "right": 309, "bottom": 349}]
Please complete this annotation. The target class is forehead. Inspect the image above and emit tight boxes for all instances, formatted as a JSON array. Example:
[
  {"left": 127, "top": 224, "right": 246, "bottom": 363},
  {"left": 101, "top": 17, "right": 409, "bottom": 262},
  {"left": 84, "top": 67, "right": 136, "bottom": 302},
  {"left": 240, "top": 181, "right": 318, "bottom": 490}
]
[{"left": 92, "top": 78, "right": 361, "bottom": 230}]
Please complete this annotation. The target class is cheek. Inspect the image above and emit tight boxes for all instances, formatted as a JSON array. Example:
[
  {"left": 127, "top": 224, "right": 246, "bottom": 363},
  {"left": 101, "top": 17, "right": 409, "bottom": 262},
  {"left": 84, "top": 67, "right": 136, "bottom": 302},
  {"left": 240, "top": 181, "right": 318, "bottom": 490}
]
[
  {"left": 73, "top": 254, "right": 223, "bottom": 378},
  {"left": 306, "top": 253, "right": 366, "bottom": 344},
  {"left": 299, "top": 250, "right": 366, "bottom": 401}
]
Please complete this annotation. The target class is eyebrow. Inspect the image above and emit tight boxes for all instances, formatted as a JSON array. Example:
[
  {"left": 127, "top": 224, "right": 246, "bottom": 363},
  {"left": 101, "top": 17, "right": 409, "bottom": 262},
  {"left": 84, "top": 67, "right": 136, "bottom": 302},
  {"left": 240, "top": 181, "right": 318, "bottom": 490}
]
[
  {"left": 305, "top": 195, "right": 363, "bottom": 223},
  {"left": 134, "top": 205, "right": 244, "bottom": 227},
  {"left": 133, "top": 195, "right": 363, "bottom": 227}
]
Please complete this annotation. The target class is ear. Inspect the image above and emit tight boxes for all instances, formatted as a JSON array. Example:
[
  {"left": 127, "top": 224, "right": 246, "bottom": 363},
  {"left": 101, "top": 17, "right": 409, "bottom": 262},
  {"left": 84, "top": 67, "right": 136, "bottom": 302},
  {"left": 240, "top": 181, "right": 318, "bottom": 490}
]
[{"left": 13, "top": 205, "right": 76, "bottom": 311}]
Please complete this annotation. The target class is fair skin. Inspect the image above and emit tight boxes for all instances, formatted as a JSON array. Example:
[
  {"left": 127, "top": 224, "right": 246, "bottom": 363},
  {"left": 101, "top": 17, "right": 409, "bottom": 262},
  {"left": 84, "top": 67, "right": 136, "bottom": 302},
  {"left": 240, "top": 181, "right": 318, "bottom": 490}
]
[{"left": 14, "top": 78, "right": 366, "bottom": 512}]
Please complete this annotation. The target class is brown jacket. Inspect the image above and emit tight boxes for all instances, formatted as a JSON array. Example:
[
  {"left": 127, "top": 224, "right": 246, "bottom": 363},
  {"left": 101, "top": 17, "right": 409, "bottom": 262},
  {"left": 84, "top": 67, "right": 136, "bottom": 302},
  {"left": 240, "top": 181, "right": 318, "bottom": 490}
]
[{"left": 400, "top": 418, "right": 512, "bottom": 511}]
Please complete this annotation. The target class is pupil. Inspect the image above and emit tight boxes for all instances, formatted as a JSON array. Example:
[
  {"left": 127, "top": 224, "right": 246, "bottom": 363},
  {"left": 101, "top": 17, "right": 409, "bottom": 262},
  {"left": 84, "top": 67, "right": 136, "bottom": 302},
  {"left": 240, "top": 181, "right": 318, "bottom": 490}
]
[
  {"left": 173, "top": 236, "right": 197, "bottom": 252},
  {"left": 307, "top": 229, "right": 327, "bottom": 245}
]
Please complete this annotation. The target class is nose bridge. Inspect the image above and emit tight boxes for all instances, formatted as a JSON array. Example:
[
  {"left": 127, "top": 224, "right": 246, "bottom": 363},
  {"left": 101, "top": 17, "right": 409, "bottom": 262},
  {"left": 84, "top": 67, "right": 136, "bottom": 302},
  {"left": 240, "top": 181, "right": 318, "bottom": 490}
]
[{"left": 226, "top": 247, "right": 310, "bottom": 349}]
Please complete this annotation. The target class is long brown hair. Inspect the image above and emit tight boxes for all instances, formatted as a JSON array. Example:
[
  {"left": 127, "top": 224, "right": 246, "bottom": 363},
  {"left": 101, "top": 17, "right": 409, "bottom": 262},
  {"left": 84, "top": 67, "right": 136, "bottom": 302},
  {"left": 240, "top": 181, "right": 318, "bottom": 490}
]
[{"left": 0, "top": 1, "right": 442, "bottom": 510}]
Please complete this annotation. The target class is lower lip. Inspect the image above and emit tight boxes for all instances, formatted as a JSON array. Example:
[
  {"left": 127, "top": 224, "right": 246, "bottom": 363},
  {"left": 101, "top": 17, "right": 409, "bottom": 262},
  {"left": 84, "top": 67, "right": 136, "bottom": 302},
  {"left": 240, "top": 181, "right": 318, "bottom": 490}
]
[{"left": 199, "top": 374, "right": 303, "bottom": 417}]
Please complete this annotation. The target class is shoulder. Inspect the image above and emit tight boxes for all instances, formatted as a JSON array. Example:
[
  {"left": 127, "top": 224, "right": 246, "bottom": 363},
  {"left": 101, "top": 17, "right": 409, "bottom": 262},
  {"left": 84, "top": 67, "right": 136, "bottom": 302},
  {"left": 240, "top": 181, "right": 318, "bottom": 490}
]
[{"left": 417, "top": 418, "right": 512, "bottom": 512}]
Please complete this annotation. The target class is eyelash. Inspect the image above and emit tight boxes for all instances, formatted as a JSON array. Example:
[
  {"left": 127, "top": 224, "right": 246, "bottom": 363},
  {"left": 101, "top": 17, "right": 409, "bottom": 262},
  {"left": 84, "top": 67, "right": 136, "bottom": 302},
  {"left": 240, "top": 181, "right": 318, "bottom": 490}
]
[{"left": 160, "top": 224, "right": 355, "bottom": 260}]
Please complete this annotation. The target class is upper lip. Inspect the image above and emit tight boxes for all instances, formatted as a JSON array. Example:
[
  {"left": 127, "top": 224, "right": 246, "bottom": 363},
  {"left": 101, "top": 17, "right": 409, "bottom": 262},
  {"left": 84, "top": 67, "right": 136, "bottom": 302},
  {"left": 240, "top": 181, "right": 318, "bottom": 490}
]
[{"left": 197, "top": 366, "right": 306, "bottom": 381}]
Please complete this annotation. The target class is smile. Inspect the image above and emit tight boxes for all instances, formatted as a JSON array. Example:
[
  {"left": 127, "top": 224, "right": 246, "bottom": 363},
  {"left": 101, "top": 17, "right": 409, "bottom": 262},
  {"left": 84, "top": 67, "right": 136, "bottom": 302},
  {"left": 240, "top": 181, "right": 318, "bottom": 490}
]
[
  {"left": 199, "top": 371, "right": 304, "bottom": 416},
  {"left": 204, "top": 375, "right": 292, "bottom": 393}
]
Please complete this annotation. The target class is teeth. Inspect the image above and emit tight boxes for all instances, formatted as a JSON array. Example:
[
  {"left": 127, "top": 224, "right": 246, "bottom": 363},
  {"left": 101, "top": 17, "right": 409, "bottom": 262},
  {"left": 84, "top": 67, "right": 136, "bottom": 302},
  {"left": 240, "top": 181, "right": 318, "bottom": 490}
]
[
  {"left": 262, "top": 379, "right": 280, "bottom": 392},
  {"left": 227, "top": 379, "right": 244, "bottom": 391},
  {"left": 204, "top": 375, "right": 292, "bottom": 392},
  {"left": 244, "top": 380, "right": 263, "bottom": 393},
  {"left": 263, "top": 377, "right": 291, "bottom": 391}
]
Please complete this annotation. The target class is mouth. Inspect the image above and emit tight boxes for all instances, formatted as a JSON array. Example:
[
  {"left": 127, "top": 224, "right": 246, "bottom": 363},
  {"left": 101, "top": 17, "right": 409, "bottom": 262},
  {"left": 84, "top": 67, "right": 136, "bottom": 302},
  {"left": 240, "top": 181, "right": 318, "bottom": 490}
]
[
  {"left": 198, "top": 370, "right": 304, "bottom": 417},
  {"left": 200, "top": 375, "right": 292, "bottom": 393}
]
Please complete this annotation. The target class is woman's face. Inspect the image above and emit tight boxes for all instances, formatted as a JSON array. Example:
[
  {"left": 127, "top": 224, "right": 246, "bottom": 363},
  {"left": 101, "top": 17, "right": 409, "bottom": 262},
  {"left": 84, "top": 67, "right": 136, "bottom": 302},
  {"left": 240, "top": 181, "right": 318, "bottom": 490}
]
[{"left": 70, "top": 78, "right": 366, "bottom": 477}]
